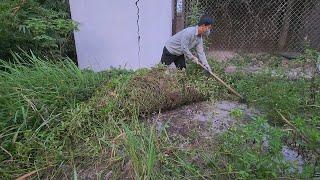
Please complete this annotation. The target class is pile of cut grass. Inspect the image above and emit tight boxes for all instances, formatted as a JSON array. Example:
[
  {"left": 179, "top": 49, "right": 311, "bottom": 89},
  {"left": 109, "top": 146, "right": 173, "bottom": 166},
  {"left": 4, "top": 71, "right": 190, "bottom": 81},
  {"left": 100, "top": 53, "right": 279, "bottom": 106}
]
[
  {"left": 92, "top": 66, "right": 206, "bottom": 118},
  {"left": 125, "top": 67, "right": 204, "bottom": 113}
]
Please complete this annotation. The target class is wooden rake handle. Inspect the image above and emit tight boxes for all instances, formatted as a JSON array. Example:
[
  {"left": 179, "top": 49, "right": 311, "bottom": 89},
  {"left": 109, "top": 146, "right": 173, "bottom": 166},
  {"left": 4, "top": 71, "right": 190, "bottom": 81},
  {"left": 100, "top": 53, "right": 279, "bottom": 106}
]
[{"left": 195, "top": 61, "right": 244, "bottom": 99}]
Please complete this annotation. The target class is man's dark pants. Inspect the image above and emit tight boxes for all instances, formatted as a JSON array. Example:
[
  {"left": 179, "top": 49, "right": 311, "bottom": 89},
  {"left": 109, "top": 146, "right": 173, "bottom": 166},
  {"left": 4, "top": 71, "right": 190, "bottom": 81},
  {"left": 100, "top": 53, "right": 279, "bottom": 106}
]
[{"left": 160, "top": 47, "right": 186, "bottom": 70}]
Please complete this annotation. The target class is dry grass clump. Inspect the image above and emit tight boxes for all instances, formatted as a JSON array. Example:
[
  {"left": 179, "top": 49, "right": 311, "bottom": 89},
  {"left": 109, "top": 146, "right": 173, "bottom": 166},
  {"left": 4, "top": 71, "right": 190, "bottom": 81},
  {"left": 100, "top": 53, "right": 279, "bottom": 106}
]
[
  {"left": 94, "top": 67, "right": 205, "bottom": 117},
  {"left": 123, "top": 67, "right": 205, "bottom": 114}
]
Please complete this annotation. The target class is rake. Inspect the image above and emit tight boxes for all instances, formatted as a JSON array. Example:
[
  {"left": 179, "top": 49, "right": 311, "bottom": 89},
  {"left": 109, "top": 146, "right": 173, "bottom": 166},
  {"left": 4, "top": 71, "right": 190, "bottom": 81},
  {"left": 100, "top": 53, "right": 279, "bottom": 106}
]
[{"left": 194, "top": 60, "right": 248, "bottom": 104}]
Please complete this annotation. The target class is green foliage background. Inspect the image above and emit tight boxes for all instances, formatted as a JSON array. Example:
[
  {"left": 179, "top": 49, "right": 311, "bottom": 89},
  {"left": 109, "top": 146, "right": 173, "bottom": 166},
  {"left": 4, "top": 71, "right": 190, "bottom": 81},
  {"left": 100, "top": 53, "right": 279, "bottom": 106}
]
[{"left": 0, "top": 0, "right": 77, "bottom": 60}]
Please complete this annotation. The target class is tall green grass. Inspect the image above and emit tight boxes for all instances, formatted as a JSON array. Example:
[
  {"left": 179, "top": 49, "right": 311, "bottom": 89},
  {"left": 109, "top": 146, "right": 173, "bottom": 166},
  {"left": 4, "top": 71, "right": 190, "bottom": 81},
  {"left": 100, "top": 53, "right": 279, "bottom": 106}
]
[
  {"left": 0, "top": 52, "right": 319, "bottom": 179},
  {"left": 0, "top": 52, "right": 103, "bottom": 127},
  {"left": 0, "top": 52, "right": 107, "bottom": 178},
  {"left": 0, "top": 52, "right": 159, "bottom": 179}
]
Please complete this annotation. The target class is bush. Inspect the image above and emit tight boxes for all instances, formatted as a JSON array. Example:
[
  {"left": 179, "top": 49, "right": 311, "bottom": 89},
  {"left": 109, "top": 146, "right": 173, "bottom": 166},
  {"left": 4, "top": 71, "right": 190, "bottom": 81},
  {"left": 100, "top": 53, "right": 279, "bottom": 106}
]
[{"left": 0, "top": 0, "right": 76, "bottom": 60}]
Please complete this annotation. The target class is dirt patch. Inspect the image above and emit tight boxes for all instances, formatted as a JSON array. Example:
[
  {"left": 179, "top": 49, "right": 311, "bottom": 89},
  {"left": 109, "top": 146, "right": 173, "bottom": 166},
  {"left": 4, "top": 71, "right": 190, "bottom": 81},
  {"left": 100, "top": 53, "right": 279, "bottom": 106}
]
[
  {"left": 147, "top": 100, "right": 259, "bottom": 146},
  {"left": 207, "top": 50, "right": 237, "bottom": 62},
  {"left": 224, "top": 56, "right": 318, "bottom": 80}
]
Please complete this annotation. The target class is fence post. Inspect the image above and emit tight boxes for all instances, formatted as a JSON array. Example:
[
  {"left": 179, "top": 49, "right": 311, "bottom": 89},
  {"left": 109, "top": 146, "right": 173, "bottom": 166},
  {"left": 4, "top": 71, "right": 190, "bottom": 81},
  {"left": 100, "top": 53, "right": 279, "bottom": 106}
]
[
  {"left": 173, "top": 0, "right": 185, "bottom": 35},
  {"left": 278, "top": 0, "right": 293, "bottom": 51}
]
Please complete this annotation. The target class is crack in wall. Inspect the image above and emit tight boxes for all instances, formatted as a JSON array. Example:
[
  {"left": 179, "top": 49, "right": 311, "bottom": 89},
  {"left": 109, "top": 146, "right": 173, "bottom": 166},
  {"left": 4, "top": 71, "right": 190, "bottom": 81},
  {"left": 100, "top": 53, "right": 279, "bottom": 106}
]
[{"left": 135, "top": 0, "right": 141, "bottom": 67}]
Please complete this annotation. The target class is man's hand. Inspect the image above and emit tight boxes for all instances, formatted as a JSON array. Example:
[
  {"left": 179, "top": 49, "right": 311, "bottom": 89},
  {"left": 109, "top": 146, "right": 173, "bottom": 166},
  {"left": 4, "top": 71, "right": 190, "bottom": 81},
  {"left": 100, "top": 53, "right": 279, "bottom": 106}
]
[
  {"left": 191, "top": 56, "right": 213, "bottom": 73},
  {"left": 204, "top": 64, "right": 213, "bottom": 73}
]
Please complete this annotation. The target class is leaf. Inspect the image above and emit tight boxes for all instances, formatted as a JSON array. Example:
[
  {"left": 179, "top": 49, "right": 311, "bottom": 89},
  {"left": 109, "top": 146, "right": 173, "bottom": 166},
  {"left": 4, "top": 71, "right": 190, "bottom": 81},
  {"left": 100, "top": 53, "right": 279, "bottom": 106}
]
[{"left": 73, "top": 165, "right": 78, "bottom": 180}]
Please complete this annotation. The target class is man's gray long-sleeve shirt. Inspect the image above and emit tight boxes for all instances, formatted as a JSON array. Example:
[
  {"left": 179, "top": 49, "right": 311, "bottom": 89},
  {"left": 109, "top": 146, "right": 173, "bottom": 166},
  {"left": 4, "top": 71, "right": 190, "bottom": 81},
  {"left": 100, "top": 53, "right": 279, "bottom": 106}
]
[{"left": 165, "top": 26, "right": 210, "bottom": 68}]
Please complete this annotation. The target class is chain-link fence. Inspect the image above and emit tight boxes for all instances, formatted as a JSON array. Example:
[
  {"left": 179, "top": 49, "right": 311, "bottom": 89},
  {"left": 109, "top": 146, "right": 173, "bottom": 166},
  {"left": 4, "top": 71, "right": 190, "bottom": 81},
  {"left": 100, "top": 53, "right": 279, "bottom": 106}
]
[{"left": 179, "top": 0, "right": 320, "bottom": 52}]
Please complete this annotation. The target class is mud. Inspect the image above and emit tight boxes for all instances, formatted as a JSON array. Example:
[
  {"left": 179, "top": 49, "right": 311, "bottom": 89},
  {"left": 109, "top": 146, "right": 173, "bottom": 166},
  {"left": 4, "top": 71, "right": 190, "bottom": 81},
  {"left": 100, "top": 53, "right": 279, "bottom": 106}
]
[
  {"left": 147, "top": 100, "right": 259, "bottom": 144},
  {"left": 148, "top": 100, "right": 306, "bottom": 173}
]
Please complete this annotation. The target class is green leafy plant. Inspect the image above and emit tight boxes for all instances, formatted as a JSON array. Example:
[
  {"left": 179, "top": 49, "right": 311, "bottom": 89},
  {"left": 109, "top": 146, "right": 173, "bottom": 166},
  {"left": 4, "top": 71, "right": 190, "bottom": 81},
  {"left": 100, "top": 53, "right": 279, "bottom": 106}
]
[
  {"left": 230, "top": 108, "right": 244, "bottom": 119},
  {"left": 0, "top": 0, "right": 77, "bottom": 60},
  {"left": 186, "top": 0, "right": 204, "bottom": 26}
]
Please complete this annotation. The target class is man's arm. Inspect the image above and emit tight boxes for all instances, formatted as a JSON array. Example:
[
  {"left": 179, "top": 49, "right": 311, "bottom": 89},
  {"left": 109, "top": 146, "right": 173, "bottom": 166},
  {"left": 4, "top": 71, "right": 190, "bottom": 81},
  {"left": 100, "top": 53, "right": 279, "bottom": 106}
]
[
  {"left": 196, "top": 38, "right": 211, "bottom": 71},
  {"left": 181, "top": 32, "right": 196, "bottom": 61}
]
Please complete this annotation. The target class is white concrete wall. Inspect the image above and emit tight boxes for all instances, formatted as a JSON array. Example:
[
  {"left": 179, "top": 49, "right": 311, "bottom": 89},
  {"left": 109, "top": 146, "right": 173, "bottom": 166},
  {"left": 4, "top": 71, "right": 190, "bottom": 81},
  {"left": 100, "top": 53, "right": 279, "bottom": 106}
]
[{"left": 69, "top": 0, "right": 172, "bottom": 71}]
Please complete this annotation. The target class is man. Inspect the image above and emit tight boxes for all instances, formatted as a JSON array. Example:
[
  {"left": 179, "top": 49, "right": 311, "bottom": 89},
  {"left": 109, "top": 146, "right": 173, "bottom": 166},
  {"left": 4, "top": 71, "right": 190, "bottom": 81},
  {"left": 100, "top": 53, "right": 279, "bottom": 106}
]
[{"left": 161, "top": 15, "right": 214, "bottom": 72}]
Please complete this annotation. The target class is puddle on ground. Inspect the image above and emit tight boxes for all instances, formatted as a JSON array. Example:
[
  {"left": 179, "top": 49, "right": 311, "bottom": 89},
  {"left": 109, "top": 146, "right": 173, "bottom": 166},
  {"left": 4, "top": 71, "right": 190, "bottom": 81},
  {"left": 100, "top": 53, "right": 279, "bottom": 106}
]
[
  {"left": 282, "top": 146, "right": 304, "bottom": 173},
  {"left": 263, "top": 139, "right": 304, "bottom": 174}
]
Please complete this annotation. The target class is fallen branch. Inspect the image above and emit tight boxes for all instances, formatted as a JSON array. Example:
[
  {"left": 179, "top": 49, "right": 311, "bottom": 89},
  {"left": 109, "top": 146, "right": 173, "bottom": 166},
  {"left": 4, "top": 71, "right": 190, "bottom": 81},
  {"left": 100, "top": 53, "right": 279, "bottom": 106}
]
[
  {"left": 277, "top": 110, "right": 310, "bottom": 143},
  {"left": 16, "top": 169, "right": 41, "bottom": 180},
  {"left": 276, "top": 110, "right": 320, "bottom": 155},
  {"left": 16, "top": 165, "right": 54, "bottom": 180},
  {"left": 12, "top": 0, "right": 27, "bottom": 16}
]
